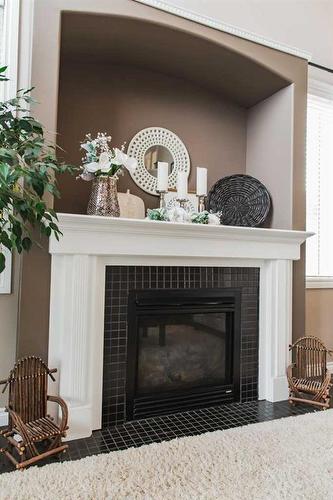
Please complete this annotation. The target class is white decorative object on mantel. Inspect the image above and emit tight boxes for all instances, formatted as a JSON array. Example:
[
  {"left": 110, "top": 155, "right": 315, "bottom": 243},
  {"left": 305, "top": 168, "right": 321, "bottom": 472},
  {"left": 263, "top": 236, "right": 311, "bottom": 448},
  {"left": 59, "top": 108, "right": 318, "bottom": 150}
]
[
  {"left": 127, "top": 127, "right": 190, "bottom": 195},
  {"left": 118, "top": 190, "right": 145, "bottom": 219},
  {"left": 0, "top": 246, "right": 12, "bottom": 294},
  {"left": 48, "top": 214, "right": 312, "bottom": 440},
  {"left": 157, "top": 162, "right": 169, "bottom": 192},
  {"left": 132, "top": 0, "right": 311, "bottom": 61},
  {"left": 176, "top": 170, "right": 188, "bottom": 200},
  {"left": 196, "top": 167, "right": 207, "bottom": 196},
  {"left": 165, "top": 192, "right": 198, "bottom": 213},
  {"left": 167, "top": 205, "right": 190, "bottom": 224},
  {"left": 208, "top": 213, "right": 220, "bottom": 225}
]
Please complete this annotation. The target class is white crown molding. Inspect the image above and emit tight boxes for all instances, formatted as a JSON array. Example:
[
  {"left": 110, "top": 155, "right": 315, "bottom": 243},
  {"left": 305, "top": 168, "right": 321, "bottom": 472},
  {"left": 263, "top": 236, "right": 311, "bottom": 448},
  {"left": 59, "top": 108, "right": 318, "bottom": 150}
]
[{"left": 133, "top": 0, "right": 311, "bottom": 61}]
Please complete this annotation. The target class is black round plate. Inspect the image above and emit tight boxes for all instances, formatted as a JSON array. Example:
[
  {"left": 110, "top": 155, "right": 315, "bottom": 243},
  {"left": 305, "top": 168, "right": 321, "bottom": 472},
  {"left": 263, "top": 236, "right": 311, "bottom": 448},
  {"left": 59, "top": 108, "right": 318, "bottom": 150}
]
[{"left": 207, "top": 174, "right": 271, "bottom": 227}]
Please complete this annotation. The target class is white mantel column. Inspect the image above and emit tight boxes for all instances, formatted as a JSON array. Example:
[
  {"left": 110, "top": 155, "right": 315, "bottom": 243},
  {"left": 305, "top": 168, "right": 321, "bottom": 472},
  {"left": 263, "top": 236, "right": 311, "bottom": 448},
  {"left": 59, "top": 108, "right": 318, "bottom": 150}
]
[
  {"left": 48, "top": 254, "right": 105, "bottom": 440},
  {"left": 259, "top": 259, "right": 293, "bottom": 401}
]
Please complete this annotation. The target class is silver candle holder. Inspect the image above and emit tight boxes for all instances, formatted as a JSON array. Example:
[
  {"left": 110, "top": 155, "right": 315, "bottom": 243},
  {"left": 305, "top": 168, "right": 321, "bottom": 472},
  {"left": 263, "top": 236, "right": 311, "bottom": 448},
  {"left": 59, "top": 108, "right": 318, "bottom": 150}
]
[
  {"left": 197, "top": 194, "right": 206, "bottom": 212},
  {"left": 157, "top": 190, "right": 168, "bottom": 209}
]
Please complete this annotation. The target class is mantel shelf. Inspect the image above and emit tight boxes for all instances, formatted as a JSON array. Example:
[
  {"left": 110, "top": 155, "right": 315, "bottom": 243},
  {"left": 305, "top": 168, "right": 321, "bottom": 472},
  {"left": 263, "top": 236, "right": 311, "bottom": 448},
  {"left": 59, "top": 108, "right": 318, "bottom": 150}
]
[{"left": 49, "top": 213, "right": 313, "bottom": 261}]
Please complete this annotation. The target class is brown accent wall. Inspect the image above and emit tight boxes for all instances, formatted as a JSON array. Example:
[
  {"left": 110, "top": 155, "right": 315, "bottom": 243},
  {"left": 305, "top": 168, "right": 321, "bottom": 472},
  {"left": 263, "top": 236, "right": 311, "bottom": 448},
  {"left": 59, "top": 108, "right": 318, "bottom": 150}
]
[
  {"left": 16, "top": 234, "right": 50, "bottom": 360},
  {"left": 306, "top": 289, "right": 333, "bottom": 356},
  {"left": 0, "top": 255, "right": 20, "bottom": 406},
  {"left": 55, "top": 61, "right": 246, "bottom": 214}
]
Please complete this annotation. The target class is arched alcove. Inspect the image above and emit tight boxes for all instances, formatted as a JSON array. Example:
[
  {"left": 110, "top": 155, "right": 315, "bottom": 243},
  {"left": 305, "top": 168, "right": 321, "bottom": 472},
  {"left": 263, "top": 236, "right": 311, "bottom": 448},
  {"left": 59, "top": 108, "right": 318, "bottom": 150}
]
[{"left": 56, "top": 11, "right": 293, "bottom": 229}]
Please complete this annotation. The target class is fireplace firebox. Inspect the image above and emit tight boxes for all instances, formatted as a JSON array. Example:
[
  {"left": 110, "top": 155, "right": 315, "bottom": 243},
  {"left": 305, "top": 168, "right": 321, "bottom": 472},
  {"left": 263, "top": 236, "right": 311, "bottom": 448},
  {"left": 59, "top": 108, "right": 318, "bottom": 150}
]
[{"left": 126, "top": 288, "right": 241, "bottom": 420}]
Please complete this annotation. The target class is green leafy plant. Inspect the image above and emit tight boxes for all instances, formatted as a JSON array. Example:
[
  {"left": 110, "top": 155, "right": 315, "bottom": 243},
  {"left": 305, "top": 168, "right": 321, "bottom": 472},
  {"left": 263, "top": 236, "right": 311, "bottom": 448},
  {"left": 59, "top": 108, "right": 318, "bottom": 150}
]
[
  {"left": 0, "top": 66, "right": 76, "bottom": 273},
  {"left": 146, "top": 207, "right": 168, "bottom": 221},
  {"left": 191, "top": 210, "right": 222, "bottom": 225},
  {"left": 191, "top": 210, "right": 210, "bottom": 224}
]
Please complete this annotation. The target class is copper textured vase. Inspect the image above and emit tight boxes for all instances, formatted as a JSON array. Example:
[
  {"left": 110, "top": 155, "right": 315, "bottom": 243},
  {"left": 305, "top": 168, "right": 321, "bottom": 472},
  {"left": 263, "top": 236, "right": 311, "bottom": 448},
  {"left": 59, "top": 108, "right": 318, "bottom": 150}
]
[{"left": 87, "top": 176, "right": 120, "bottom": 217}]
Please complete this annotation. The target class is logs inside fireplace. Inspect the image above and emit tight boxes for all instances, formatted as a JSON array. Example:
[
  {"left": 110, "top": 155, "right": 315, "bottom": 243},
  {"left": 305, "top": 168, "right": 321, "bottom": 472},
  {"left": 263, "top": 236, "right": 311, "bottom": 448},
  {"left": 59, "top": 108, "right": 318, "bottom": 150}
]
[{"left": 126, "top": 289, "right": 241, "bottom": 420}]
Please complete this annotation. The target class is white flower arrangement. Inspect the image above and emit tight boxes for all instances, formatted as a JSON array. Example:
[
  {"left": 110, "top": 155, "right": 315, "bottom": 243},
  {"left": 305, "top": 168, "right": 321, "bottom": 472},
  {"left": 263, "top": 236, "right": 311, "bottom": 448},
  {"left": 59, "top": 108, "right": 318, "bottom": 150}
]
[
  {"left": 78, "top": 132, "right": 138, "bottom": 181},
  {"left": 146, "top": 207, "right": 222, "bottom": 225},
  {"left": 191, "top": 210, "right": 221, "bottom": 225}
]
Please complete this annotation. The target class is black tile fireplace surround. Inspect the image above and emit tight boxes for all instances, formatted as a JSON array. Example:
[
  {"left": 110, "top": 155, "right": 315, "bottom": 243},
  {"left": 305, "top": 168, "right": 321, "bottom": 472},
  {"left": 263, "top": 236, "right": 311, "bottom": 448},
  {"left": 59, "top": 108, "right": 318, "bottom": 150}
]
[{"left": 103, "top": 266, "right": 259, "bottom": 427}]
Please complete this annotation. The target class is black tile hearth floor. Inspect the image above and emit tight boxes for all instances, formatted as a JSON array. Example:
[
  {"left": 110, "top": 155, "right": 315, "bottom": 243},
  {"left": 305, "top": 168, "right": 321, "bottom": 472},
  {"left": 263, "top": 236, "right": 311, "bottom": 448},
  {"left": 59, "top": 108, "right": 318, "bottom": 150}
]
[{"left": 0, "top": 400, "right": 319, "bottom": 473}]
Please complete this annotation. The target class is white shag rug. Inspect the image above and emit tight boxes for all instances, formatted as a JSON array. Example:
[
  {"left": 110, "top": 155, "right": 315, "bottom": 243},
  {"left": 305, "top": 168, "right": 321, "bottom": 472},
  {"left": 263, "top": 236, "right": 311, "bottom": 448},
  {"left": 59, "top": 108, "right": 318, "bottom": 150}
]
[{"left": 0, "top": 410, "right": 332, "bottom": 500}]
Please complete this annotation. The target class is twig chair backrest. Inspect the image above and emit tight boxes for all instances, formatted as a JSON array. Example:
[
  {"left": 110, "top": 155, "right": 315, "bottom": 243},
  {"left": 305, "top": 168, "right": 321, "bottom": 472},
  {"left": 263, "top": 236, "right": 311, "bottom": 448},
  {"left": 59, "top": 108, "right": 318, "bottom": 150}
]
[
  {"left": 3, "top": 356, "right": 55, "bottom": 425},
  {"left": 290, "top": 336, "right": 328, "bottom": 382}
]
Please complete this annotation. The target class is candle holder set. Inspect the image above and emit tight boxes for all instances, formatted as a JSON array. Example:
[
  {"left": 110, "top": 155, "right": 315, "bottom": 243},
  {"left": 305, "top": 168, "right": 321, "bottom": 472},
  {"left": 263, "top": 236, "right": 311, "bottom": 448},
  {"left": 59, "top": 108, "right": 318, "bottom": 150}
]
[{"left": 156, "top": 162, "right": 208, "bottom": 212}]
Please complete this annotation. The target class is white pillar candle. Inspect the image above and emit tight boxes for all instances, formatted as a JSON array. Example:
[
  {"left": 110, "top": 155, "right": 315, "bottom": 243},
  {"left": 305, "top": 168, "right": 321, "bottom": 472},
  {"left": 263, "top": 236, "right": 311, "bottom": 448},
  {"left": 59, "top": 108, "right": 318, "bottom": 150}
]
[
  {"left": 177, "top": 171, "right": 188, "bottom": 199},
  {"left": 157, "top": 162, "right": 169, "bottom": 192},
  {"left": 196, "top": 167, "right": 208, "bottom": 196}
]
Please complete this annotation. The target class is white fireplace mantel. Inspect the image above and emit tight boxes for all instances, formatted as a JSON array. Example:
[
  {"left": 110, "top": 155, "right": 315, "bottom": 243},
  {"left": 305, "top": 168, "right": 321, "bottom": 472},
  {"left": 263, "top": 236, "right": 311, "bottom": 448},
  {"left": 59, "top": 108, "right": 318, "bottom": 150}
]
[{"left": 48, "top": 214, "right": 312, "bottom": 440}]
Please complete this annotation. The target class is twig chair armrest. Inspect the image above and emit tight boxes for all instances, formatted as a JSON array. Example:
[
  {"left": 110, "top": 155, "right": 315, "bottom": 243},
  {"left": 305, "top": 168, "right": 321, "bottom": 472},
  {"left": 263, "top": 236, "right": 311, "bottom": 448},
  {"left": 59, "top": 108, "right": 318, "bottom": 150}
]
[{"left": 47, "top": 394, "right": 69, "bottom": 433}]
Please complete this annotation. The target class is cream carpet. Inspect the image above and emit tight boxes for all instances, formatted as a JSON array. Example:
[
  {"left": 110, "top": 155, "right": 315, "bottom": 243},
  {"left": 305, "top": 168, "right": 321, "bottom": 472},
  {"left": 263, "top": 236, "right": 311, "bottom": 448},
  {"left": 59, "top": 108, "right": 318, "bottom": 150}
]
[{"left": 0, "top": 410, "right": 332, "bottom": 500}]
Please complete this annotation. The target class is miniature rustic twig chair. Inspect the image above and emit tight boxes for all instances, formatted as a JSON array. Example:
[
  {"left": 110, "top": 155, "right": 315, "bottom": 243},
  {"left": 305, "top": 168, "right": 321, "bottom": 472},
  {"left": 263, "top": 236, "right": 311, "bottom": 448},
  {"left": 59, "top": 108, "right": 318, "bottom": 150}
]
[
  {"left": 0, "top": 356, "right": 68, "bottom": 469},
  {"left": 287, "top": 336, "right": 332, "bottom": 409}
]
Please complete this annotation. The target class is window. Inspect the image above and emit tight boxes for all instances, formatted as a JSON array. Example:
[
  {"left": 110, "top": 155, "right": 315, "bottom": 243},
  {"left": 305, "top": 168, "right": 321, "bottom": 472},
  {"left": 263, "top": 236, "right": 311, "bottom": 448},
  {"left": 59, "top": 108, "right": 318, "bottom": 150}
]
[
  {"left": 0, "top": 0, "right": 20, "bottom": 294},
  {"left": 0, "top": 2, "right": 4, "bottom": 61},
  {"left": 306, "top": 86, "right": 333, "bottom": 286}
]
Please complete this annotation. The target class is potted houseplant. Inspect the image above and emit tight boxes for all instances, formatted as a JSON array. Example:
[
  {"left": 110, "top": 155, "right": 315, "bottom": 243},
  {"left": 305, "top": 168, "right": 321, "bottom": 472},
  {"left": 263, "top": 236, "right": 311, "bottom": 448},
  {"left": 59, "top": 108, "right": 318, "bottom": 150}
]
[
  {"left": 78, "top": 133, "right": 137, "bottom": 217},
  {"left": 0, "top": 66, "right": 75, "bottom": 273}
]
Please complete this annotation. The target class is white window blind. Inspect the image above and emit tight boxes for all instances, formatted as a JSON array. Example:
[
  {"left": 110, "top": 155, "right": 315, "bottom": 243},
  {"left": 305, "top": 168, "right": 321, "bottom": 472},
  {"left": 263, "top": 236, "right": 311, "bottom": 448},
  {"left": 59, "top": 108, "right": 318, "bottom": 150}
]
[{"left": 306, "top": 92, "right": 333, "bottom": 278}]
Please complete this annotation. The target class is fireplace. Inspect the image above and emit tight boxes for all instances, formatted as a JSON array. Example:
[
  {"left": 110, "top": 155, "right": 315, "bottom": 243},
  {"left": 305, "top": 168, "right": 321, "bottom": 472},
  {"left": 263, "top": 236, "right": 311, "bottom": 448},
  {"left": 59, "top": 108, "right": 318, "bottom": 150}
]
[
  {"left": 48, "top": 215, "right": 309, "bottom": 439},
  {"left": 126, "top": 289, "right": 241, "bottom": 420}
]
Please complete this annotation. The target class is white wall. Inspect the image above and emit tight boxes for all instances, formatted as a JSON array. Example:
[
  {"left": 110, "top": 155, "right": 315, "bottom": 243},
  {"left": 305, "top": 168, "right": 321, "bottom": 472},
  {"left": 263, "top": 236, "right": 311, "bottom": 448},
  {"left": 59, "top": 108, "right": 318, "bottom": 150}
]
[
  {"left": 246, "top": 85, "right": 294, "bottom": 229},
  {"left": 167, "top": 0, "right": 333, "bottom": 70}
]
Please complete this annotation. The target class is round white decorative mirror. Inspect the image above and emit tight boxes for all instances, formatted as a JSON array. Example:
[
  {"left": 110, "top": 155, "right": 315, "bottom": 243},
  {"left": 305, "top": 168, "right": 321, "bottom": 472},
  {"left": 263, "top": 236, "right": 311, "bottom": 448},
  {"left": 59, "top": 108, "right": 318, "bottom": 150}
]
[{"left": 127, "top": 127, "right": 190, "bottom": 195}]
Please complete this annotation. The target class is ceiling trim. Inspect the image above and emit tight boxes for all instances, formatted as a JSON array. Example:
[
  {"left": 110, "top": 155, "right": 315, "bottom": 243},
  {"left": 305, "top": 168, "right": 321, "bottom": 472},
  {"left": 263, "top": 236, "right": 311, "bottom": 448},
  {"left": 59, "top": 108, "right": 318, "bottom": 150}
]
[{"left": 133, "top": 0, "right": 312, "bottom": 61}]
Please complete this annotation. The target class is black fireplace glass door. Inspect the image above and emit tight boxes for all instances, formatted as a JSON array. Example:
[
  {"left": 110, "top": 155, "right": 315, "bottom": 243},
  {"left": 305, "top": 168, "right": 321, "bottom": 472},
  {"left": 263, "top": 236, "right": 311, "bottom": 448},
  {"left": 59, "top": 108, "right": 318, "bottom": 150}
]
[{"left": 136, "top": 311, "right": 232, "bottom": 395}]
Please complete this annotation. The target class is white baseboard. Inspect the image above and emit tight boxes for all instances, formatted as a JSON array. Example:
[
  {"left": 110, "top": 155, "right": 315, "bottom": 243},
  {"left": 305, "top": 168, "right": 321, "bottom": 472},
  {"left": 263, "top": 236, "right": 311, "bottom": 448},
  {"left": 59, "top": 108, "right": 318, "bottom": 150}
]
[{"left": 0, "top": 408, "right": 8, "bottom": 427}]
